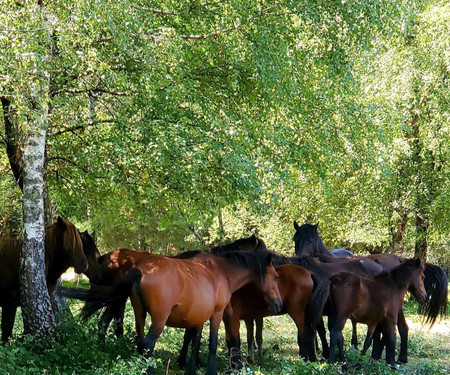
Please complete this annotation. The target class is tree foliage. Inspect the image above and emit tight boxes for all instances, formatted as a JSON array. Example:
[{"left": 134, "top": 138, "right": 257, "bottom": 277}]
[{"left": 1, "top": 0, "right": 449, "bottom": 262}]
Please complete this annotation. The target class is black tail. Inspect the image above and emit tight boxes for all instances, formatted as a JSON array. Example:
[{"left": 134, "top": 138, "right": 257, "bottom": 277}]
[
  {"left": 301, "top": 273, "right": 330, "bottom": 361},
  {"left": 419, "top": 263, "right": 448, "bottom": 326},
  {"left": 305, "top": 273, "right": 330, "bottom": 330},
  {"left": 59, "top": 268, "right": 142, "bottom": 320}
]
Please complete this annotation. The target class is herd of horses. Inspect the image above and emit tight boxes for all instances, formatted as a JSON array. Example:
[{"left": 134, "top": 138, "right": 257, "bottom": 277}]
[{"left": 0, "top": 218, "right": 448, "bottom": 375}]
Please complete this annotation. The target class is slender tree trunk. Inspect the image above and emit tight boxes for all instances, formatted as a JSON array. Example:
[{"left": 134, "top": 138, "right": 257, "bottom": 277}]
[
  {"left": 19, "top": 95, "right": 55, "bottom": 336},
  {"left": 19, "top": 2, "right": 56, "bottom": 337}
]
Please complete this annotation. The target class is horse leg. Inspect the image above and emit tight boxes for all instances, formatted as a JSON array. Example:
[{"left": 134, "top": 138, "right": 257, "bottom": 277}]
[
  {"left": 223, "top": 313, "right": 242, "bottom": 369},
  {"left": 186, "top": 326, "right": 202, "bottom": 375},
  {"left": 361, "top": 325, "right": 376, "bottom": 356},
  {"left": 113, "top": 301, "right": 126, "bottom": 339},
  {"left": 255, "top": 317, "right": 263, "bottom": 358},
  {"left": 351, "top": 318, "right": 358, "bottom": 349},
  {"left": 98, "top": 306, "right": 115, "bottom": 343},
  {"left": 317, "top": 317, "right": 330, "bottom": 359},
  {"left": 206, "top": 312, "right": 223, "bottom": 375},
  {"left": 328, "top": 320, "right": 346, "bottom": 364},
  {"left": 384, "top": 324, "right": 397, "bottom": 368},
  {"left": 1, "top": 303, "right": 18, "bottom": 343},
  {"left": 245, "top": 319, "right": 255, "bottom": 363},
  {"left": 370, "top": 325, "right": 383, "bottom": 360},
  {"left": 397, "top": 309, "right": 409, "bottom": 364},
  {"left": 178, "top": 328, "right": 195, "bottom": 368}
]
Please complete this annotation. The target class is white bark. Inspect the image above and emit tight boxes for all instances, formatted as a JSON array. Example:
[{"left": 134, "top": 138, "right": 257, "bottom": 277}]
[{"left": 19, "top": 92, "right": 55, "bottom": 335}]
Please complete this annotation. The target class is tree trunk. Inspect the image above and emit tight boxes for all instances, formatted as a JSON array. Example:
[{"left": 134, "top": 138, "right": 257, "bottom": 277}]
[
  {"left": 414, "top": 214, "right": 428, "bottom": 260},
  {"left": 19, "top": 95, "right": 55, "bottom": 336},
  {"left": 389, "top": 210, "right": 407, "bottom": 254}
]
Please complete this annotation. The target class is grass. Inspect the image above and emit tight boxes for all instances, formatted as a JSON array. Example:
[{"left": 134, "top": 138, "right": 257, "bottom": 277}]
[{"left": 0, "top": 291, "right": 449, "bottom": 375}]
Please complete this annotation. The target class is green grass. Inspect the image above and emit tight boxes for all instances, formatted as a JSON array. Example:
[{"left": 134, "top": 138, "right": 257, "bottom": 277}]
[{"left": 0, "top": 294, "right": 449, "bottom": 374}]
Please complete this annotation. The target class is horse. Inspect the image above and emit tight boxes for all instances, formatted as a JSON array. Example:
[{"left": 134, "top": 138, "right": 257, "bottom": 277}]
[
  {"left": 0, "top": 217, "right": 88, "bottom": 343},
  {"left": 79, "top": 230, "right": 103, "bottom": 284},
  {"left": 292, "top": 221, "right": 448, "bottom": 363},
  {"left": 293, "top": 222, "right": 354, "bottom": 258},
  {"left": 221, "top": 264, "right": 329, "bottom": 369},
  {"left": 83, "top": 234, "right": 268, "bottom": 344},
  {"left": 325, "top": 258, "right": 426, "bottom": 367},
  {"left": 61, "top": 248, "right": 282, "bottom": 375}
]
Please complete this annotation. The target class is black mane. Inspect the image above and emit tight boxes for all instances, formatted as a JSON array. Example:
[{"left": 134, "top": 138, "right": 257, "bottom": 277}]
[{"left": 212, "top": 250, "right": 272, "bottom": 279}]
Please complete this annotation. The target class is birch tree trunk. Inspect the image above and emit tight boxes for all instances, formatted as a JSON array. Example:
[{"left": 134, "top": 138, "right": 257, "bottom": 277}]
[
  {"left": 19, "top": 93, "right": 55, "bottom": 336},
  {"left": 18, "top": 2, "right": 56, "bottom": 337}
]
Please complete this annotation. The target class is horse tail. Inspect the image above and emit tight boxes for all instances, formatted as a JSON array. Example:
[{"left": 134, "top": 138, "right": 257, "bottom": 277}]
[
  {"left": 300, "top": 273, "right": 330, "bottom": 360},
  {"left": 305, "top": 273, "right": 330, "bottom": 330},
  {"left": 59, "top": 268, "right": 142, "bottom": 320},
  {"left": 419, "top": 263, "right": 448, "bottom": 326}
]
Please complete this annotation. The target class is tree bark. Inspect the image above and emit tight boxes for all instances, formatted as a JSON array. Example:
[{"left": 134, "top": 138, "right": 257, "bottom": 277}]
[{"left": 19, "top": 95, "right": 55, "bottom": 336}]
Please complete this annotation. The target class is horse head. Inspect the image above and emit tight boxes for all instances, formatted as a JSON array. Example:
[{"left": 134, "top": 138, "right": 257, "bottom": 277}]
[
  {"left": 79, "top": 230, "right": 102, "bottom": 284},
  {"left": 407, "top": 258, "right": 427, "bottom": 303},
  {"left": 258, "top": 253, "right": 283, "bottom": 314},
  {"left": 53, "top": 217, "right": 88, "bottom": 274},
  {"left": 292, "top": 221, "right": 322, "bottom": 257}
]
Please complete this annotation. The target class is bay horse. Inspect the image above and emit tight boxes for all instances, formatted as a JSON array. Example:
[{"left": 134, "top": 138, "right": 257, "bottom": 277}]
[
  {"left": 292, "top": 221, "right": 448, "bottom": 363},
  {"left": 0, "top": 217, "right": 88, "bottom": 343},
  {"left": 326, "top": 258, "right": 426, "bottom": 367},
  {"left": 84, "top": 234, "right": 268, "bottom": 343},
  {"left": 61, "top": 248, "right": 282, "bottom": 375},
  {"left": 221, "top": 264, "right": 329, "bottom": 369}
]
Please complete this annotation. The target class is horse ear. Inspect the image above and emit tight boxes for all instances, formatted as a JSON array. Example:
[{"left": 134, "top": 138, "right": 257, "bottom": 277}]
[
  {"left": 313, "top": 223, "right": 319, "bottom": 230},
  {"left": 415, "top": 258, "right": 422, "bottom": 267},
  {"left": 266, "top": 253, "right": 273, "bottom": 265},
  {"left": 57, "top": 216, "right": 66, "bottom": 228},
  {"left": 293, "top": 221, "right": 300, "bottom": 230}
]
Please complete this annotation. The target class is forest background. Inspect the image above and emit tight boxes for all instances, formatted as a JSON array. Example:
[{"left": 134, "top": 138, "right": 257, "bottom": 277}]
[{"left": 1, "top": 0, "right": 449, "bottom": 269}]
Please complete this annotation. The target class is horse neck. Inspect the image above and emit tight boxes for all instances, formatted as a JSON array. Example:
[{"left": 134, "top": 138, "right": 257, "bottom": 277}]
[
  {"left": 216, "top": 258, "right": 258, "bottom": 293},
  {"left": 316, "top": 237, "right": 331, "bottom": 256}
]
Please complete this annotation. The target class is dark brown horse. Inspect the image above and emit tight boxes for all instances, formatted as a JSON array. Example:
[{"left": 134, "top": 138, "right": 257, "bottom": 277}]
[
  {"left": 0, "top": 217, "right": 88, "bottom": 343},
  {"left": 326, "top": 258, "right": 426, "bottom": 367},
  {"left": 79, "top": 230, "right": 103, "bottom": 284},
  {"left": 221, "top": 264, "right": 329, "bottom": 369},
  {"left": 292, "top": 221, "right": 448, "bottom": 363},
  {"left": 62, "top": 248, "right": 282, "bottom": 375}
]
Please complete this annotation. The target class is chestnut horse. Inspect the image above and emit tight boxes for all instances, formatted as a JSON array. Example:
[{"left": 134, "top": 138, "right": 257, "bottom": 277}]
[
  {"left": 293, "top": 221, "right": 448, "bottom": 363},
  {"left": 221, "top": 264, "right": 329, "bottom": 369},
  {"left": 84, "top": 234, "right": 267, "bottom": 343},
  {"left": 0, "top": 217, "right": 88, "bottom": 343},
  {"left": 326, "top": 258, "right": 426, "bottom": 367},
  {"left": 62, "top": 248, "right": 282, "bottom": 375}
]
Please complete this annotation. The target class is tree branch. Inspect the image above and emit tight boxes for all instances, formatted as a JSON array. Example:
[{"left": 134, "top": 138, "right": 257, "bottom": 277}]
[
  {"left": 133, "top": 5, "right": 180, "bottom": 16},
  {"left": 180, "top": 4, "right": 281, "bottom": 40},
  {"left": 1, "top": 97, "right": 24, "bottom": 191}
]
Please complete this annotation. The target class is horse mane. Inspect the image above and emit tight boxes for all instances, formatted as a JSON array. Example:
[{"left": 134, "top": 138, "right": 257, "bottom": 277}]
[
  {"left": 381, "top": 258, "right": 422, "bottom": 290},
  {"left": 212, "top": 250, "right": 272, "bottom": 279}
]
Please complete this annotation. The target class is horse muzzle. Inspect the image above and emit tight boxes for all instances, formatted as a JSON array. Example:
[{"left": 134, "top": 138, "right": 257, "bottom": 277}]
[
  {"left": 74, "top": 260, "right": 88, "bottom": 274},
  {"left": 268, "top": 298, "right": 283, "bottom": 314}
]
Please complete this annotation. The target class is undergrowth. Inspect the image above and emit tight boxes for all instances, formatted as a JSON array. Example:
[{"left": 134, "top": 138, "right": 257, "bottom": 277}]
[{"left": 0, "top": 292, "right": 448, "bottom": 374}]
